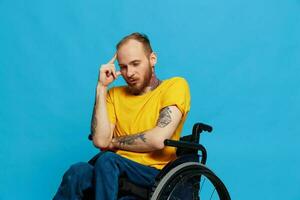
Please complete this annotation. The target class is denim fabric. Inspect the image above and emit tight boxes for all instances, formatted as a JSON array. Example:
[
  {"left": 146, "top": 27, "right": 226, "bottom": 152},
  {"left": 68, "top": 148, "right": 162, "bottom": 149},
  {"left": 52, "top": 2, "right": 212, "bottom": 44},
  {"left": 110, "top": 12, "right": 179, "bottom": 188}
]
[{"left": 53, "top": 152, "right": 160, "bottom": 200}]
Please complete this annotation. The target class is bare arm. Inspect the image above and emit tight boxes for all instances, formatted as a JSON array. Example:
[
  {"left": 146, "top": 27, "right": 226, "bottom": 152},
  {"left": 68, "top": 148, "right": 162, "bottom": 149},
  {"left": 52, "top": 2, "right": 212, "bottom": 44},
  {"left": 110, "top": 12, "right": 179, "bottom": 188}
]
[
  {"left": 91, "top": 54, "right": 120, "bottom": 149},
  {"left": 91, "top": 85, "right": 115, "bottom": 148},
  {"left": 110, "top": 106, "right": 182, "bottom": 152}
]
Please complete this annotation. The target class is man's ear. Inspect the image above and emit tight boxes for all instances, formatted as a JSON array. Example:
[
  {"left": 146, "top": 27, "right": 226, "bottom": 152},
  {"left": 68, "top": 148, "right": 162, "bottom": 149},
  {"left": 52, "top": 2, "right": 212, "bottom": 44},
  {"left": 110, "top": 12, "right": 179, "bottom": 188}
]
[{"left": 149, "top": 52, "right": 157, "bottom": 67}]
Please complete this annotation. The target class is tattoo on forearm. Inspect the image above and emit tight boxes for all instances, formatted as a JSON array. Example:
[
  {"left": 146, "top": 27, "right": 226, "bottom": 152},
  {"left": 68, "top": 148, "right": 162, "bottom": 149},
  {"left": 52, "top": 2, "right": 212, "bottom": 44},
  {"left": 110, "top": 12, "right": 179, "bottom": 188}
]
[
  {"left": 91, "top": 102, "right": 97, "bottom": 134},
  {"left": 117, "top": 133, "right": 146, "bottom": 146},
  {"left": 156, "top": 107, "right": 172, "bottom": 128}
]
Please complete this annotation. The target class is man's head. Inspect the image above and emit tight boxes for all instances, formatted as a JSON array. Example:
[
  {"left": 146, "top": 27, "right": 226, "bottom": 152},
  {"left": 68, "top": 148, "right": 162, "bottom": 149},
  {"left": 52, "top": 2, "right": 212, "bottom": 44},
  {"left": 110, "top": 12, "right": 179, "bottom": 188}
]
[
  {"left": 116, "top": 32, "right": 153, "bottom": 57},
  {"left": 116, "top": 33, "right": 157, "bottom": 95}
]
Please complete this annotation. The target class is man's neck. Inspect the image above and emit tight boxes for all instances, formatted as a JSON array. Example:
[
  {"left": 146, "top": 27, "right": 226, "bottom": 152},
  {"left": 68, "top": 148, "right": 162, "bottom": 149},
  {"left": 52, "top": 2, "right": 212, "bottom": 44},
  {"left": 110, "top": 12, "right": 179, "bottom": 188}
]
[
  {"left": 141, "top": 75, "right": 161, "bottom": 95},
  {"left": 150, "top": 77, "right": 162, "bottom": 91}
]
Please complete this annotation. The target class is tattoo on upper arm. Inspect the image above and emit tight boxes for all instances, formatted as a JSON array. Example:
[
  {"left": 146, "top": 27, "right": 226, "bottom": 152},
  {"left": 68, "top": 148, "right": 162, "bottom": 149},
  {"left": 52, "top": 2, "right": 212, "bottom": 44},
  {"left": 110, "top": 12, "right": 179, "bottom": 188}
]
[
  {"left": 117, "top": 133, "right": 146, "bottom": 146},
  {"left": 156, "top": 107, "right": 172, "bottom": 128}
]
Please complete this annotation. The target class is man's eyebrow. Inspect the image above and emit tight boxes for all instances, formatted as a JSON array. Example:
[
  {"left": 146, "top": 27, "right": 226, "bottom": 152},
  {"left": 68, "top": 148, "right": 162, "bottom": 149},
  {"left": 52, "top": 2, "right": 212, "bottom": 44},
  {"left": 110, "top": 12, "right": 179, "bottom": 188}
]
[
  {"left": 130, "top": 60, "right": 141, "bottom": 63},
  {"left": 119, "top": 60, "right": 141, "bottom": 66}
]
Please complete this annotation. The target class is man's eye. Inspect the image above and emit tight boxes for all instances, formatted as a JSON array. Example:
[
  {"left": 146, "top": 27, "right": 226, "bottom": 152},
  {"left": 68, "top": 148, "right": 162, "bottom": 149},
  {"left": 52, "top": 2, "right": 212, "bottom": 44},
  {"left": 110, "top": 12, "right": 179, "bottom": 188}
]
[{"left": 133, "top": 63, "right": 139, "bottom": 66}]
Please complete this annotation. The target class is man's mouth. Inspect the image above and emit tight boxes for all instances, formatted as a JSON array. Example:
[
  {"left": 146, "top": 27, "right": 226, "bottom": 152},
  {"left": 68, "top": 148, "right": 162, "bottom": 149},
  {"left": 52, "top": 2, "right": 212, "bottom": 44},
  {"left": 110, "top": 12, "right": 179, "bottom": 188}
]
[{"left": 128, "top": 79, "right": 138, "bottom": 85}]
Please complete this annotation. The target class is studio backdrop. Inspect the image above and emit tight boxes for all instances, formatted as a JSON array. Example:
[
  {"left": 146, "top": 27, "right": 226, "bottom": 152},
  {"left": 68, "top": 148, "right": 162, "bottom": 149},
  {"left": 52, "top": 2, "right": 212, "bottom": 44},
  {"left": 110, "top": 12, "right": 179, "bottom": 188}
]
[{"left": 0, "top": 0, "right": 299, "bottom": 199}]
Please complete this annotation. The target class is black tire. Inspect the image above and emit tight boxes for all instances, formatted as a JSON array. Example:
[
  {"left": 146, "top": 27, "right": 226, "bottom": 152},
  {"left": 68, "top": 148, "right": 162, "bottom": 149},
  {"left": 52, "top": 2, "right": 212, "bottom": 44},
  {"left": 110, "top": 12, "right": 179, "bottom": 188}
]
[{"left": 150, "top": 162, "right": 230, "bottom": 200}]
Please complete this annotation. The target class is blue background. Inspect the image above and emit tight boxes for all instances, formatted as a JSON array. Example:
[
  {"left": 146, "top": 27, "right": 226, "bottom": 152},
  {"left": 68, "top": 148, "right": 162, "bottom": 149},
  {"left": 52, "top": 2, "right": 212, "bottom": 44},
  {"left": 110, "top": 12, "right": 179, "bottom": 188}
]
[{"left": 0, "top": 0, "right": 299, "bottom": 199}]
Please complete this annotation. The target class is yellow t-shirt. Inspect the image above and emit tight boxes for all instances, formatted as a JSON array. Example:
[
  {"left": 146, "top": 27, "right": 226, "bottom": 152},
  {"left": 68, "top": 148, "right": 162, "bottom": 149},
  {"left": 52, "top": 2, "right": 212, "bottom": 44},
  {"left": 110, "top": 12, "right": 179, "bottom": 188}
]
[{"left": 106, "top": 77, "right": 191, "bottom": 169}]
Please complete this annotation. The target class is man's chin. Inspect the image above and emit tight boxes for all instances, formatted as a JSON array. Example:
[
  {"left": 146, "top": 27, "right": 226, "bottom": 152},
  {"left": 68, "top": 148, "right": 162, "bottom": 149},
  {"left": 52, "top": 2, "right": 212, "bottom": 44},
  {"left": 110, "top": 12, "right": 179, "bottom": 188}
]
[{"left": 128, "top": 85, "right": 142, "bottom": 95}]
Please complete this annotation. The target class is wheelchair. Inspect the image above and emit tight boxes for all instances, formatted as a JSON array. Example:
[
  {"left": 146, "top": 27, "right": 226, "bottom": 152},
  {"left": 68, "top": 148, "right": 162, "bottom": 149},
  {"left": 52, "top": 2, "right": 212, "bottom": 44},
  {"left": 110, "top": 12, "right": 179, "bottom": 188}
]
[{"left": 87, "top": 123, "right": 231, "bottom": 200}]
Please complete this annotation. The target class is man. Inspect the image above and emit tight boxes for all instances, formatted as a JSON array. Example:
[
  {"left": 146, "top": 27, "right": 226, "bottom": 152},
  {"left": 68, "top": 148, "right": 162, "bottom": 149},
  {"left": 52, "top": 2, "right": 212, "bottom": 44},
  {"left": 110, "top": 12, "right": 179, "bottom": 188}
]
[{"left": 53, "top": 33, "right": 190, "bottom": 200}]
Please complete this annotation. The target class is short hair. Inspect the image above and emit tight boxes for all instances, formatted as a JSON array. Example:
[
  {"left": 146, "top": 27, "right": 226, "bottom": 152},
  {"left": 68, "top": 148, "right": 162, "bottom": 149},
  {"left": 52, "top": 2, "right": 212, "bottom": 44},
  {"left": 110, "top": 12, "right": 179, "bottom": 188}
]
[{"left": 116, "top": 32, "right": 153, "bottom": 56}]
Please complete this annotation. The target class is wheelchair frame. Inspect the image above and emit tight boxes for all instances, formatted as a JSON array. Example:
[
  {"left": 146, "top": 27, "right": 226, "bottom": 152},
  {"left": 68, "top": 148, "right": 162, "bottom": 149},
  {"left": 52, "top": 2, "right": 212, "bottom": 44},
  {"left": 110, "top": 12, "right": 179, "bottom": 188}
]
[{"left": 148, "top": 123, "right": 231, "bottom": 200}]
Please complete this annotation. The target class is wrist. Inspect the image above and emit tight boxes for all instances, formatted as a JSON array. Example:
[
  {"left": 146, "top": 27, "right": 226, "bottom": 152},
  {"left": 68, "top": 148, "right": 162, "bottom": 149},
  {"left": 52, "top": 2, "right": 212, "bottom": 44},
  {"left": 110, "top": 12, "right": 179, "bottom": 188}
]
[
  {"left": 108, "top": 140, "right": 118, "bottom": 150},
  {"left": 96, "top": 83, "right": 107, "bottom": 94}
]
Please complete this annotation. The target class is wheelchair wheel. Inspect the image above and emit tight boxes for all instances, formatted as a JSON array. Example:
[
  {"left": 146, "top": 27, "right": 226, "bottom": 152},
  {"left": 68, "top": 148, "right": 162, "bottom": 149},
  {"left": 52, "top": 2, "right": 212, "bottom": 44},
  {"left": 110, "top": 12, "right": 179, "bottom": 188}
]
[{"left": 150, "top": 162, "right": 230, "bottom": 200}]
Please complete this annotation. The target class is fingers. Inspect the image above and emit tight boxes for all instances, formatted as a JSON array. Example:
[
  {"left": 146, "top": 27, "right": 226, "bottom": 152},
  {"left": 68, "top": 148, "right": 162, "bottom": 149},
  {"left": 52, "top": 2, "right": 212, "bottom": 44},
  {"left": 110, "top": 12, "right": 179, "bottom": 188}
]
[
  {"left": 112, "top": 71, "right": 121, "bottom": 79},
  {"left": 111, "top": 70, "right": 121, "bottom": 79},
  {"left": 103, "top": 67, "right": 114, "bottom": 78},
  {"left": 108, "top": 53, "right": 117, "bottom": 64},
  {"left": 98, "top": 54, "right": 120, "bottom": 86},
  {"left": 102, "top": 67, "right": 120, "bottom": 80},
  {"left": 116, "top": 71, "right": 121, "bottom": 76},
  {"left": 106, "top": 54, "right": 118, "bottom": 78},
  {"left": 111, "top": 69, "right": 117, "bottom": 79}
]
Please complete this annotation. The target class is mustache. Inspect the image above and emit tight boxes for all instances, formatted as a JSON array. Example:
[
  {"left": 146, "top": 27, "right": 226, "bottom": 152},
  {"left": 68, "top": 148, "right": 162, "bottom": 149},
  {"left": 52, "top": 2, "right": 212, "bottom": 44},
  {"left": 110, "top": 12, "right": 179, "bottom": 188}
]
[{"left": 126, "top": 77, "right": 138, "bottom": 83}]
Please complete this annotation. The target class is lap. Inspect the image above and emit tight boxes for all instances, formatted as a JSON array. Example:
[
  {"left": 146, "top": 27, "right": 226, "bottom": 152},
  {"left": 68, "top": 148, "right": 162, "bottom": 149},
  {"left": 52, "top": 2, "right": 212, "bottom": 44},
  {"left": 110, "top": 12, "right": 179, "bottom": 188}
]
[
  {"left": 63, "top": 152, "right": 160, "bottom": 188},
  {"left": 94, "top": 151, "right": 160, "bottom": 187}
]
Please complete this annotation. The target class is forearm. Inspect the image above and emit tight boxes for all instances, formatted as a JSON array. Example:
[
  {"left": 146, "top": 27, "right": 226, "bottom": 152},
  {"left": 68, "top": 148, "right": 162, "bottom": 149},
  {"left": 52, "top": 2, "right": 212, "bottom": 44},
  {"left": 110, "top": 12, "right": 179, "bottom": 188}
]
[
  {"left": 91, "top": 84, "right": 112, "bottom": 148},
  {"left": 110, "top": 106, "right": 182, "bottom": 153},
  {"left": 111, "top": 127, "right": 166, "bottom": 152}
]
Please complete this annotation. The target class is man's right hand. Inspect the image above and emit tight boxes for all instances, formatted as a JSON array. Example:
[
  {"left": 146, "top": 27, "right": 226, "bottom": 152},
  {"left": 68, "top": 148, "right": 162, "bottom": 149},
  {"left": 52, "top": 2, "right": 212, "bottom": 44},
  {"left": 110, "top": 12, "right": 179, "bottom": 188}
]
[{"left": 98, "top": 54, "right": 121, "bottom": 87}]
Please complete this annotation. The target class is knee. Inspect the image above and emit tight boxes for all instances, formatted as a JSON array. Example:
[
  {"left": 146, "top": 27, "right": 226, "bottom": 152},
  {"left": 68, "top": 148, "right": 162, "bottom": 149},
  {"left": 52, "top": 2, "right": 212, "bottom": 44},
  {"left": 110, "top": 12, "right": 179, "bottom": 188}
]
[
  {"left": 94, "top": 151, "right": 119, "bottom": 169},
  {"left": 68, "top": 162, "right": 92, "bottom": 174},
  {"left": 63, "top": 162, "right": 93, "bottom": 182}
]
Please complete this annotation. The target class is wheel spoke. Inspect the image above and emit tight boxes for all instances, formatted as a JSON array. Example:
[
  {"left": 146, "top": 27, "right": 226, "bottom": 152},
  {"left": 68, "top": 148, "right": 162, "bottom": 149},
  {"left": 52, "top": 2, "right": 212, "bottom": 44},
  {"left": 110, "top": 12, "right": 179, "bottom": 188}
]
[
  {"left": 200, "top": 177, "right": 206, "bottom": 192},
  {"left": 209, "top": 188, "right": 216, "bottom": 200}
]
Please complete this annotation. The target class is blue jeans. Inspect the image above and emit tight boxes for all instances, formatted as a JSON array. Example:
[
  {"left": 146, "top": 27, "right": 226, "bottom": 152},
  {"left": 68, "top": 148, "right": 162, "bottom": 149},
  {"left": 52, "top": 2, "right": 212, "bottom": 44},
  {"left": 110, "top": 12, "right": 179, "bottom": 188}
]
[{"left": 53, "top": 151, "right": 160, "bottom": 200}]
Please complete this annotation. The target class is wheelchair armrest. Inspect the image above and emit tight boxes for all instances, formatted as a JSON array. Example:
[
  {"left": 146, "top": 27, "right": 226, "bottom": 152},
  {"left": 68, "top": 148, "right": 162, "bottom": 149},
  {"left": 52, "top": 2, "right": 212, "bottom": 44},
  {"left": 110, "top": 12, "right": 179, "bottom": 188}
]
[
  {"left": 164, "top": 139, "right": 207, "bottom": 164},
  {"left": 164, "top": 139, "right": 204, "bottom": 150}
]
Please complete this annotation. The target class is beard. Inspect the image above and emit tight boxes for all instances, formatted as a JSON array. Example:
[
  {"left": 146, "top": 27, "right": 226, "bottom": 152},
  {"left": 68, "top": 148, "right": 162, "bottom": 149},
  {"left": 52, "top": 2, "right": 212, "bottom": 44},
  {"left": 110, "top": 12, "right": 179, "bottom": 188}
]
[{"left": 126, "top": 66, "right": 152, "bottom": 95}]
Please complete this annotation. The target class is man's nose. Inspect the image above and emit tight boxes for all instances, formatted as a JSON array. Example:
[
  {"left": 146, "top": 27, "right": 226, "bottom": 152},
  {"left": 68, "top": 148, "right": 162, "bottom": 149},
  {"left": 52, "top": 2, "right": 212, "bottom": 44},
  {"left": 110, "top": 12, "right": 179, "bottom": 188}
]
[{"left": 126, "top": 67, "right": 135, "bottom": 77}]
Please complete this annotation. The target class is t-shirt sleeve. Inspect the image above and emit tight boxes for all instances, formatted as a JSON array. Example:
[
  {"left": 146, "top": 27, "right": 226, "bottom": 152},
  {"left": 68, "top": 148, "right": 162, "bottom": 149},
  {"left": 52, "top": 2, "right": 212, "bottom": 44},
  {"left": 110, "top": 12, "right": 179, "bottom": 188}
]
[
  {"left": 106, "top": 88, "right": 117, "bottom": 124},
  {"left": 160, "top": 77, "right": 191, "bottom": 116}
]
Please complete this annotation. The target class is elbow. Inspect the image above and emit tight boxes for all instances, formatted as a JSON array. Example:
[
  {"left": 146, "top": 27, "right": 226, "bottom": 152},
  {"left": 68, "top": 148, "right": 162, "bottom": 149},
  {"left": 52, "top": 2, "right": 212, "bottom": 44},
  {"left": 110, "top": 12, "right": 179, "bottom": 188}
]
[
  {"left": 152, "top": 137, "right": 166, "bottom": 150},
  {"left": 92, "top": 137, "right": 110, "bottom": 149}
]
